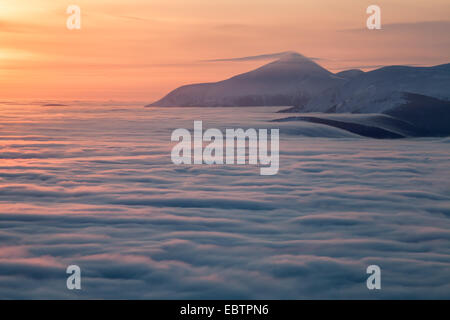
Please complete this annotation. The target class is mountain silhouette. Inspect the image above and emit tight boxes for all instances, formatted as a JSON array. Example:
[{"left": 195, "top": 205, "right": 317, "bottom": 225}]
[
  {"left": 301, "top": 63, "right": 450, "bottom": 113},
  {"left": 147, "top": 52, "right": 344, "bottom": 107},
  {"left": 147, "top": 52, "right": 450, "bottom": 137}
]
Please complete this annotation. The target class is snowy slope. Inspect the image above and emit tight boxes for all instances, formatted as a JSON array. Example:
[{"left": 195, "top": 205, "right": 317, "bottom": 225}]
[
  {"left": 303, "top": 64, "right": 450, "bottom": 113},
  {"left": 147, "top": 52, "right": 345, "bottom": 107}
]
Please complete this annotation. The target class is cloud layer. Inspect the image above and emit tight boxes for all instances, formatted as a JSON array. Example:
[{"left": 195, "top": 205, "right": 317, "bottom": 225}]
[{"left": 0, "top": 104, "right": 449, "bottom": 298}]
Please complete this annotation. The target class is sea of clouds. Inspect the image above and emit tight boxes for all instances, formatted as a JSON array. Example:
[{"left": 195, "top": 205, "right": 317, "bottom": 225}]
[{"left": 0, "top": 104, "right": 449, "bottom": 299}]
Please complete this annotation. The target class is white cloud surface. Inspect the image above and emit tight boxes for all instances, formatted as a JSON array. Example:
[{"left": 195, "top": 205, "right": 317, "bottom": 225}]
[{"left": 0, "top": 104, "right": 449, "bottom": 298}]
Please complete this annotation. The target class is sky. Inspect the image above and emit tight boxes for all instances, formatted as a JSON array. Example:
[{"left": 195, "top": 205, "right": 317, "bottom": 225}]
[{"left": 0, "top": 0, "right": 449, "bottom": 101}]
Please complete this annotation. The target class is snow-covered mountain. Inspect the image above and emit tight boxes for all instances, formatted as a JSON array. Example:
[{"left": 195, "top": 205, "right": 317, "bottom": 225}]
[
  {"left": 335, "top": 69, "right": 365, "bottom": 80},
  {"left": 274, "top": 93, "right": 450, "bottom": 138},
  {"left": 147, "top": 52, "right": 345, "bottom": 107},
  {"left": 301, "top": 63, "right": 450, "bottom": 113},
  {"left": 147, "top": 52, "right": 450, "bottom": 137}
]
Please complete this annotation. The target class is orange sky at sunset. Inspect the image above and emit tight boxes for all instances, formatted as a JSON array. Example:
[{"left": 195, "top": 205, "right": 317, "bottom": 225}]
[{"left": 0, "top": 0, "right": 449, "bottom": 101}]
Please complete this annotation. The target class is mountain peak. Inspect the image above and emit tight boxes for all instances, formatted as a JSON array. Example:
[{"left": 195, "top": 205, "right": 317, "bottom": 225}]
[
  {"left": 148, "top": 51, "right": 342, "bottom": 107},
  {"left": 277, "top": 51, "right": 309, "bottom": 62},
  {"left": 240, "top": 51, "right": 331, "bottom": 79}
]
